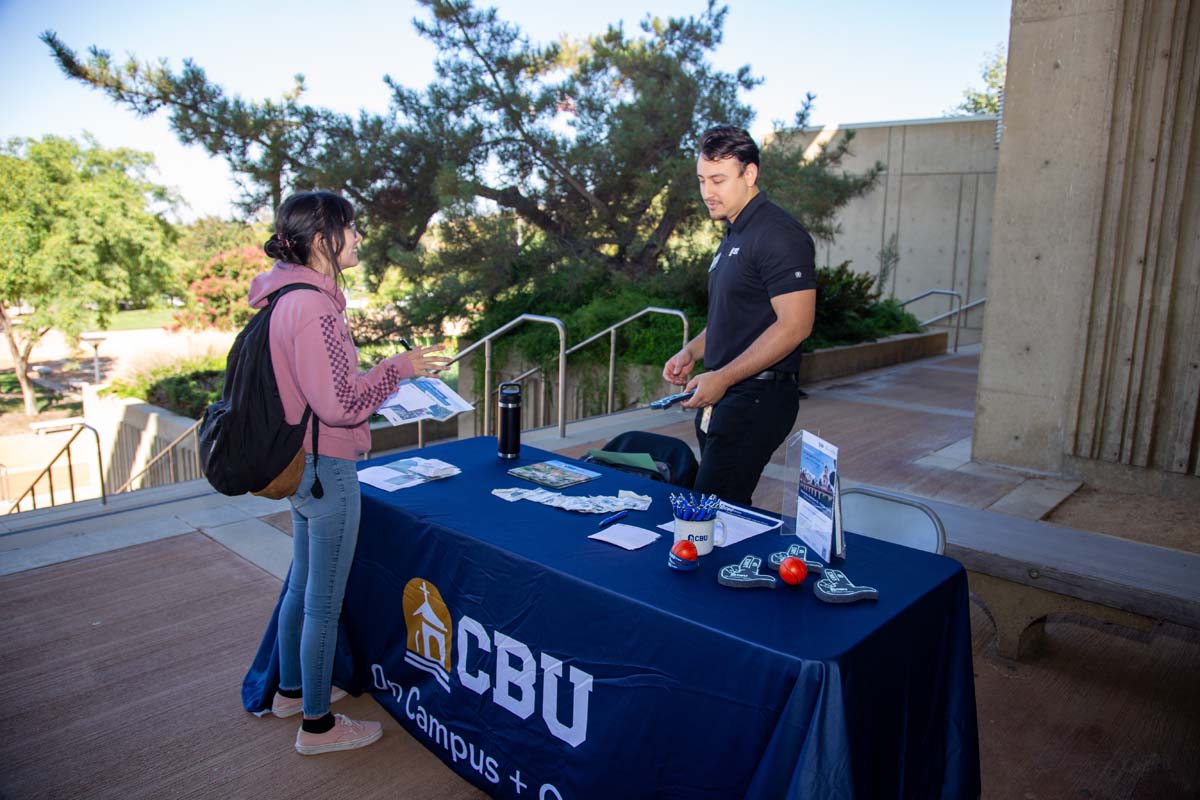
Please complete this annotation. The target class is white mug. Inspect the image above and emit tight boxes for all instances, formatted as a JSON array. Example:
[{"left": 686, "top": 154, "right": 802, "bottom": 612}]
[{"left": 673, "top": 516, "right": 727, "bottom": 557}]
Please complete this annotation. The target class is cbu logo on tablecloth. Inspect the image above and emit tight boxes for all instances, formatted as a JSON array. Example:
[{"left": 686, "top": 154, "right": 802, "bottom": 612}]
[
  {"left": 404, "top": 579, "right": 454, "bottom": 692},
  {"left": 395, "top": 576, "right": 594, "bottom": 748}
]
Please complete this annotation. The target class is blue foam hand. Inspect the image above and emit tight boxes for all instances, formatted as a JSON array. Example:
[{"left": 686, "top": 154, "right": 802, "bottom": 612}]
[
  {"left": 767, "top": 544, "right": 825, "bottom": 574},
  {"left": 717, "top": 555, "right": 777, "bottom": 590},
  {"left": 814, "top": 569, "right": 879, "bottom": 604}
]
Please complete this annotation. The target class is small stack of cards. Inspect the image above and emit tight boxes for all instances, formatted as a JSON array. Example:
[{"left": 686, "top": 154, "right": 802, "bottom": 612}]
[{"left": 492, "top": 487, "right": 652, "bottom": 514}]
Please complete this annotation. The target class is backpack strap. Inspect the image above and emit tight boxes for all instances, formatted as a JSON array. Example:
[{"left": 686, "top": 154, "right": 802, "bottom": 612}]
[
  {"left": 266, "top": 283, "right": 326, "bottom": 499},
  {"left": 310, "top": 408, "right": 324, "bottom": 499},
  {"left": 268, "top": 282, "right": 320, "bottom": 305}
]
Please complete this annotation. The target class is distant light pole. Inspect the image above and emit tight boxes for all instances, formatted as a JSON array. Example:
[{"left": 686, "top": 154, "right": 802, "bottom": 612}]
[{"left": 79, "top": 334, "right": 106, "bottom": 383}]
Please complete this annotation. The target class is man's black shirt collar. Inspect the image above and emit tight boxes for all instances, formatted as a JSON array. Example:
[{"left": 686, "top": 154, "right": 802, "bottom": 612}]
[{"left": 725, "top": 191, "right": 769, "bottom": 236}]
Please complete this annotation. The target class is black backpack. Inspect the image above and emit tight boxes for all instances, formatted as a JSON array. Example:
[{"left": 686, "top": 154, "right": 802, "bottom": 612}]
[
  {"left": 582, "top": 430, "right": 699, "bottom": 489},
  {"left": 198, "top": 283, "right": 324, "bottom": 499}
]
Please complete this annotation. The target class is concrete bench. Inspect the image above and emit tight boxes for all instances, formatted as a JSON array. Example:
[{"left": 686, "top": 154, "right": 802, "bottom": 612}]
[
  {"left": 28, "top": 417, "right": 85, "bottom": 435},
  {"left": 862, "top": 488, "right": 1200, "bottom": 660}
]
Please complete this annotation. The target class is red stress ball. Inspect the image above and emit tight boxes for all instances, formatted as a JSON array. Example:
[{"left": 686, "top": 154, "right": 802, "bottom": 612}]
[
  {"left": 671, "top": 540, "right": 699, "bottom": 560},
  {"left": 668, "top": 539, "right": 700, "bottom": 571},
  {"left": 778, "top": 556, "right": 808, "bottom": 586}
]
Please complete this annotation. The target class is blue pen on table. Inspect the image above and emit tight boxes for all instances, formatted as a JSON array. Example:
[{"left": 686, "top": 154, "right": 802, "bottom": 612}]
[{"left": 598, "top": 510, "right": 628, "bottom": 528}]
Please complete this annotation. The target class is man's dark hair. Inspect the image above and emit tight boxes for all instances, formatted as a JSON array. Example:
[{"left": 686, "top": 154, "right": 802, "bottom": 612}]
[{"left": 699, "top": 125, "right": 760, "bottom": 170}]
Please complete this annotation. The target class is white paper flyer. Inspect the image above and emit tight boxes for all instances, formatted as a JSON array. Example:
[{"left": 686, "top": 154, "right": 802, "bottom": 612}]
[
  {"left": 794, "top": 430, "right": 839, "bottom": 563},
  {"left": 376, "top": 377, "right": 474, "bottom": 426}
]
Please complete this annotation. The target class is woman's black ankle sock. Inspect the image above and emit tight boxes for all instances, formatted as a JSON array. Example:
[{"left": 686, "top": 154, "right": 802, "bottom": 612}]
[
  {"left": 302, "top": 713, "right": 335, "bottom": 734},
  {"left": 277, "top": 687, "right": 302, "bottom": 699}
]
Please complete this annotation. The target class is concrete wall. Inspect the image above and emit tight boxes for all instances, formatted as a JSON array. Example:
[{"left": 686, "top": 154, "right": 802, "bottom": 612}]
[
  {"left": 83, "top": 385, "right": 202, "bottom": 493},
  {"left": 0, "top": 429, "right": 102, "bottom": 509},
  {"left": 975, "top": 0, "right": 1200, "bottom": 492},
  {"left": 778, "top": 116, "right": 999, "bottom": 345}
]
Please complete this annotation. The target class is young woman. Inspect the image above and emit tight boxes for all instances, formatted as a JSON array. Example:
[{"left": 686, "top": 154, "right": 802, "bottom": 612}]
[{"left": 250, "top": 190, "right": 448, "bottom": 755}]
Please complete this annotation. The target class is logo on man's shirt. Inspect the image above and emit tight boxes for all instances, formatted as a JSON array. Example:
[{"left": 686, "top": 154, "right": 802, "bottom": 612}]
[
  {"left": 730, "top": 247, "right": 740, "bottom": 256},
  {"left": 795, "top": 270, "right": 803, "bottom": 279}
]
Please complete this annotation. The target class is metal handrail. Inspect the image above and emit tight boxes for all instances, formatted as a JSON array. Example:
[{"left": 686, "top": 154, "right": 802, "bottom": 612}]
[
  {"left": 901, "top": 289, "right": 963, "bottom": 352},
  {"left": 416, "top": 314, "right": 567, "bottom": 446},
  {"left": 114, "top": 420, "right": 202, "bottom": 495},
  {"left": 924, "top": 296, "right": 986, "bottom": 326},
  {"left": 504, "top": 307, "right": 690, "bottom": 416},
  {"left": 7, "top": 422, "right": 106, "bottom": 514}
]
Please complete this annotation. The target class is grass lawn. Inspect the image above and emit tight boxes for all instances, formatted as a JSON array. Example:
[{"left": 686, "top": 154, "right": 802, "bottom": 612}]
[
  {"left": 85, "top": 308, "right": 176, "bottom": 331},
  {"left": 0, "top": 372, "right": 81, "bottom": 417}
]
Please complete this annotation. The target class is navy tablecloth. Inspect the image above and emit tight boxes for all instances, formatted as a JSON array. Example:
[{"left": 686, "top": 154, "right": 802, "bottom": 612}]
[{"left": 244, "top": 436, "right": 980, "bottom": 799}]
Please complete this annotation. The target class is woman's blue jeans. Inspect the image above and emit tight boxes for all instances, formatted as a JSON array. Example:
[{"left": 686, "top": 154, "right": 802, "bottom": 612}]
[{"left": 277, "top": 454, "right": 361, "bottom": 718}]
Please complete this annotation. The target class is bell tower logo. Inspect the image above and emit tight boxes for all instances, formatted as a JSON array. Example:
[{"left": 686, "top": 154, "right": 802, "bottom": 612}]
[{"left": 403, "top": 578, "right": 453, "bottom": 692}]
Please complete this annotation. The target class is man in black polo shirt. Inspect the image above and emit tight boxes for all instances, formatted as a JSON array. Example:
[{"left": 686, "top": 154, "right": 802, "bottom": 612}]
[{"left": 662, "top": 125, "right": 816, "bottom": 506}]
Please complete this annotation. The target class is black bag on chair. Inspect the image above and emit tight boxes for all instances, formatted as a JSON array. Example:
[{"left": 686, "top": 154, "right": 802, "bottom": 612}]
[{"left": 584, "top": 430, "right": 698, "bottom": 489}]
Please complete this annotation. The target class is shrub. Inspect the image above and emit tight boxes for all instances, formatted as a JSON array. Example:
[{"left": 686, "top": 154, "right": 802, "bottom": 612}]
[
  {"left": 106, "top": 354, "right": 226, "bottom": 419},
  {"left": 805, "top": 261, "right": 921, "bottom": 350},
  {"left": 174, "top": 246, "right": 270, "bottom": 331},
  {"left": 468, "top": 255, "right": 920, "bottom": 368}
]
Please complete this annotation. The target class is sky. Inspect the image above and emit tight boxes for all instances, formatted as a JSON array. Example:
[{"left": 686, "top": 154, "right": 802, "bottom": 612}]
[{"left": 0, "top": 0, "right": 1012, "bottom": 221}]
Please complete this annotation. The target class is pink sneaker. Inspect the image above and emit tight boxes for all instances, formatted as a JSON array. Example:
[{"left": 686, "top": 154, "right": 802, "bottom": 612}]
[
  {"left": 294, "top": 714, "right": 383, "bottom": 755},
  {"left": 271, "top": 686, "right": 348, "bottom": 718}
]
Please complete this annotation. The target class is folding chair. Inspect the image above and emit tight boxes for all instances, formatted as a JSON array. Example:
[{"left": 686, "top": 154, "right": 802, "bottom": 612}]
[{"left": 839, "top": 486, "right": 946, "bottom": 554}]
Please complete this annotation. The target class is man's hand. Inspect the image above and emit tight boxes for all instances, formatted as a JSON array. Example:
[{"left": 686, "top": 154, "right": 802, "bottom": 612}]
[
  {"left": 662, "top": 348, "right": 696, "bottom": 385},
  {"left": 682, "top": 370, "right": 732, "bottom": 408}
]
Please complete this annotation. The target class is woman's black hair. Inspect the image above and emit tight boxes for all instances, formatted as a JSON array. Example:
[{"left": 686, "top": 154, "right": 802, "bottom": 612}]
[{"left": 263, "top": 190, "right": 356, "bottom": 280}]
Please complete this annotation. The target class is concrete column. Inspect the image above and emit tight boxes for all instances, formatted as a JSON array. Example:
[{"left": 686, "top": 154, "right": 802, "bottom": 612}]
[{"left": 976, "top": 0, "right": 1200, "bottom": 487}]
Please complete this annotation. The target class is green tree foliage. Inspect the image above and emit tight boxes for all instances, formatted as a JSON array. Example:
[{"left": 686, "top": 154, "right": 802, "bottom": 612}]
[
  {"left": 175, "top": 216, "right": 264, "bottom": 285},
  {"left": 398, "top": 0, "right": 879, "bottom": 339},
  {"left": 0, "top": 135, "right": 180, "bottom": 414},
  {"left": 41, "top": 31, "right": 450, "bottom": 269},
  {"left": 44, "top": 3, "right": 881, "bottom": 337},
  {"left": 950, "top": 43, "right": 1006, "bottom": 116}
]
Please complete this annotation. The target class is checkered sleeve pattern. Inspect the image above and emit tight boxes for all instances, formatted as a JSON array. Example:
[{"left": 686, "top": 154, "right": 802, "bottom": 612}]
[{"left": 310, "top": 314, "right": 402, "bottom": 423}]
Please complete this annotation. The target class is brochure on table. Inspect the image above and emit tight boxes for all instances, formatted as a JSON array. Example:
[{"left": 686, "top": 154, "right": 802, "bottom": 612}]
[
  {"left": 508, "top": 460, "right": 602, "bottom": 489},
  {"left": 376, "top": 377, "right": 473, "bottom": 426},
  {"left": 358, "top": 457, "right": 461, "bottom": 491},
  {"left": 781, "top": 430, "right": 844, "bottom": 563}
]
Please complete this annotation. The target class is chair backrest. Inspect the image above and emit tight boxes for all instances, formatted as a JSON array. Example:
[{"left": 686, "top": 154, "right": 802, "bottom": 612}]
[
  {"left": 839, "top": 487, "right": 946, "bottom": 555},
  {"left": 599, "top": 430, "right": 698, "bottom": 489}
]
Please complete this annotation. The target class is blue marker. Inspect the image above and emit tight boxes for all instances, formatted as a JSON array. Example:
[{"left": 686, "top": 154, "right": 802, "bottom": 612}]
[{"left": 598, "top": 510, "right": 628, "bottom": 528}]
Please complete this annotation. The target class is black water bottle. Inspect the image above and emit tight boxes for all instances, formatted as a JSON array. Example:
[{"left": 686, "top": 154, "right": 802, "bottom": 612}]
[{"left": 497, "top": 382, "right": 522, "bottom": 459}]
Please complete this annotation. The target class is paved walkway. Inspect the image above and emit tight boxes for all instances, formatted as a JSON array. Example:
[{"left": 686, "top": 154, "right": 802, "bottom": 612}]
[
  {"left": 2, "top": 345, "right": 1198, "bottom": 799},
  {"left": 529, "top": 346, "right": 1082, "bottom": 521}
]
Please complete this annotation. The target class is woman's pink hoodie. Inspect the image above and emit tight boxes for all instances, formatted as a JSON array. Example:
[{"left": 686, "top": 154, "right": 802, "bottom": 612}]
[{"left": 247, "top": 261, "right": 415, "bottom": 461}]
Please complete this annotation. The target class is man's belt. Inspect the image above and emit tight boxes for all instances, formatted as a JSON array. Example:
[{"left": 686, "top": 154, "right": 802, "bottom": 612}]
[{"left": 748, "top": 369, "right": 799, "bottom": 383}]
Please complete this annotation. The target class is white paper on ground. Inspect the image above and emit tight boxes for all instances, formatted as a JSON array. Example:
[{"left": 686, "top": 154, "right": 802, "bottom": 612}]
[{"left": 588, "top": 523, "right": 661, "bottom": 550}]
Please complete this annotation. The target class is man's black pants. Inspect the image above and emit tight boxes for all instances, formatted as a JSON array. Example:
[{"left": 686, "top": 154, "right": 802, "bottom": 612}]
[{"left": 692, "top": 377, "right": 800, "bottom": 506}]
